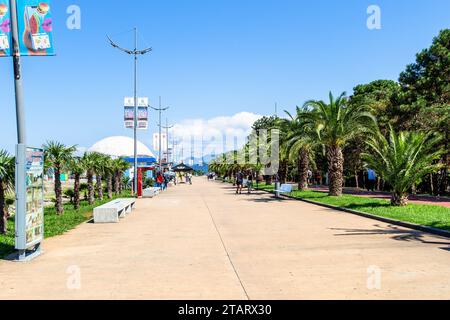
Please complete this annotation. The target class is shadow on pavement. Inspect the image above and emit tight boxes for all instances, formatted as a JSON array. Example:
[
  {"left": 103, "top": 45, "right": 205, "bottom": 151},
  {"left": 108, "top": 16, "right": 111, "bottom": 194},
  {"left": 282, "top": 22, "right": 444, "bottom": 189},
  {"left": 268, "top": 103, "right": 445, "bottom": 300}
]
[{"left": 331, "top": 224, "right": 450, "bottom": 252}]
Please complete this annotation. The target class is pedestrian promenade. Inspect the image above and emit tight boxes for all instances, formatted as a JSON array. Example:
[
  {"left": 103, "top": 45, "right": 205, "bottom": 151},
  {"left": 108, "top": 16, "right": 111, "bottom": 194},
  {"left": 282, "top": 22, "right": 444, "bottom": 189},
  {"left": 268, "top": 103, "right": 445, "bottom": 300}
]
[{"left": 0, "top": 178, "right": 449, "bottom": 299}]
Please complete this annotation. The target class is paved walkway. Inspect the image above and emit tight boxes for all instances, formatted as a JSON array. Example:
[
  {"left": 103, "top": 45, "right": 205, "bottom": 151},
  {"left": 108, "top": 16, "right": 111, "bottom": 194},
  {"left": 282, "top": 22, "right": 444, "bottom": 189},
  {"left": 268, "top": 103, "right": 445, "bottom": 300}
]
[{"left": 1, "top": 178, "right": 450, "bottom": 300}]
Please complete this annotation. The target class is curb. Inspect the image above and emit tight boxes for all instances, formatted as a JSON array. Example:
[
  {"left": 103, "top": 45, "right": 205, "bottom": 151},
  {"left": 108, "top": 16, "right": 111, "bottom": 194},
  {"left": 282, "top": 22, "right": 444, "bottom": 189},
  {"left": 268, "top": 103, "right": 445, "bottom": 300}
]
[{"left": 254, "top": 188, "right": 450, "bottom": 239}]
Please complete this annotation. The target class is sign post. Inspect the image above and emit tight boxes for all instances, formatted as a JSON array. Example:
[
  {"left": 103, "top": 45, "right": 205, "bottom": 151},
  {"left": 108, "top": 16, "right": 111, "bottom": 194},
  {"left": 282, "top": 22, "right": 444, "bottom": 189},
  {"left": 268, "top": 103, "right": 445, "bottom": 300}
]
[
  {"left": 4, "top": 0, "right": 55, "bottom": 261},
  {"left": 15, "top": 145, "right": 44, "bottom": 261}
]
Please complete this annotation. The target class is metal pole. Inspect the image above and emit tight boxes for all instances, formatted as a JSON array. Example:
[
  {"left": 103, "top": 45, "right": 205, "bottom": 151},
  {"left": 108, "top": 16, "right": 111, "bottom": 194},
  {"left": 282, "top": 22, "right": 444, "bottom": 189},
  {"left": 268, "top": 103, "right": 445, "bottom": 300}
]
[
  {"left": 151, "top": 99, "right": 169, "bottom": 172},
  {"left": 10, "top": 0, "right": 26, "bottom": 144},
  {"left": 166, "top": 119, "right": 169, "bottom": 165},
  {"left": 159, "top": 97, "right": 162, "bottom": 172},
  {"left": 133, "top": 27, "right": 138, "bottom": 196}
]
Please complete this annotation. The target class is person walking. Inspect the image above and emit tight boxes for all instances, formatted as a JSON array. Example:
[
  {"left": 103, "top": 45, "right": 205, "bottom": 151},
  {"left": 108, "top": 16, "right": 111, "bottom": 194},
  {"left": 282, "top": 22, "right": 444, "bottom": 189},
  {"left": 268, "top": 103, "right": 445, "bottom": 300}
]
[
  {"left": 236, "top": 171, "right": 244, "bottom": 194},
  {"left": 367, "top": 169, "right": 377, "bottom": 192},
  {"left": 246, "top": 171, "right": 253, "bottom": 194},
  {"left": 156, "top": 172, "right": 164, "bottom": 190}
]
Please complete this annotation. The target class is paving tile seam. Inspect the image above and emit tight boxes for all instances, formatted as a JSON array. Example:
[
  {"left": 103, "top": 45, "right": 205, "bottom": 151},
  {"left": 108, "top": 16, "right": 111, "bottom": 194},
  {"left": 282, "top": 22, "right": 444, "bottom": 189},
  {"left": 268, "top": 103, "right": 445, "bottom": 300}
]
[{"left": 201, "top": 194, "right": 251, "bottom": 300}]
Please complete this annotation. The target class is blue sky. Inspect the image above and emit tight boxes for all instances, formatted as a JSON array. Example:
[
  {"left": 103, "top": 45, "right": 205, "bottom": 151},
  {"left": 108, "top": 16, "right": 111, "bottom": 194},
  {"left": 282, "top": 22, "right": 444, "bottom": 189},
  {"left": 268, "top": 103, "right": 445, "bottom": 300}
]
[{"left": 1, "top": 0, "right": 449, "bottom": 155}]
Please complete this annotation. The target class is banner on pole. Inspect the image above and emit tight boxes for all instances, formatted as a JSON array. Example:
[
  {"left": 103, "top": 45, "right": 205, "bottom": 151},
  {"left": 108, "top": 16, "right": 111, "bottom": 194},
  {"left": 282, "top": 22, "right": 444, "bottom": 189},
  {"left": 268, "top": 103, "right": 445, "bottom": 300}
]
[
  {"left": 0, "top": 0, "right": 11, "bottom": 57},
  {"left": 153, "top": 133, "right": 168, "bottom": 152},
  {"left": 16, "top": 0, "right": 55, "bottom": 56},
  {"left": 15, "top": 145, "right": 45, "bottom": 251},
  {"left": 124, "top": 97, "right": 149, "bottom": 130}
]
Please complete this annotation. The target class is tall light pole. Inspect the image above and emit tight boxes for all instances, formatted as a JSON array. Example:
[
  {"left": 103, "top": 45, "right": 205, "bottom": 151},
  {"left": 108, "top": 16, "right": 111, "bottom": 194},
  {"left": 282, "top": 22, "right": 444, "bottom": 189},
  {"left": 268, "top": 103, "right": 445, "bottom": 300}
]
[
  {"left": 108, "top": 28, "right": 152, "bottom": 196},
  {"left": 151, "top": 97, "right": 169, "bottom": 172},
  {"left": 10, "top": 0, "right": 26, "bottom": 144},
  {"left": 159, "top": 118, "right": 174, "bottom": 166}
]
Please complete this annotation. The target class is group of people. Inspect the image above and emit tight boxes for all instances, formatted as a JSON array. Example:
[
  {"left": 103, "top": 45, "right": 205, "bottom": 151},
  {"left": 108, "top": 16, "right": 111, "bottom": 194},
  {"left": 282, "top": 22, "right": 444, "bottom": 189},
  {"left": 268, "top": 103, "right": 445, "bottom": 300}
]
[
  {"left": 235, "top": 171, "right": 254, "bottom": 195},
  {"left": 155, "top": 171, "right": 194, "bottom": 189}
]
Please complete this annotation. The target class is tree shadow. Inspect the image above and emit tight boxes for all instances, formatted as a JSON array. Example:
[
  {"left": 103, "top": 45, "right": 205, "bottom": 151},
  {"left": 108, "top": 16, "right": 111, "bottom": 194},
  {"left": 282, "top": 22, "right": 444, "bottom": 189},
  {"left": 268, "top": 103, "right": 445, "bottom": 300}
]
[
  {"left": 242, "top": 197, "right": 287, "bottom": 203},
  {"left": 331, "top": 224, "right": 450, "bottom": 252},
  {"left": 344, "top": 202, "right": 391, "bottom": 210},
  {"left": 0, "top": 243, "right": 16, "bottom": 261}
]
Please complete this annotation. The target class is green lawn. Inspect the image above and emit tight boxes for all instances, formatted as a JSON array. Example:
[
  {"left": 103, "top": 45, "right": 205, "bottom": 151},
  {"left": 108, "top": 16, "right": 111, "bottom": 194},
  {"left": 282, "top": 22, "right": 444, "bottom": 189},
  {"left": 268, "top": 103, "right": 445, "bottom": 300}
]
[
  {"left": 255, "top": 184, "right": 450, "bottom": 232},
  {"left": 0, "top": 191, "right": 132, "bottom": 259}
]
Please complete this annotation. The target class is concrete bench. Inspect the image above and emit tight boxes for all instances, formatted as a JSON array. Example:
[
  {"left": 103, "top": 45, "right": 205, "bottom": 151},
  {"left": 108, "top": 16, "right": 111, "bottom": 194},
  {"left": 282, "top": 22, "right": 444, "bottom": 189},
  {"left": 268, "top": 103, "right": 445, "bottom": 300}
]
[
  {"left": 93, "top": 198, "right": 136, "bottom": 223},
  {"left": 274, "top": 184, "right": 293, "bottom": 197},
  {"left": 142, "top": 187, "right": 161, "bottom": 198}
]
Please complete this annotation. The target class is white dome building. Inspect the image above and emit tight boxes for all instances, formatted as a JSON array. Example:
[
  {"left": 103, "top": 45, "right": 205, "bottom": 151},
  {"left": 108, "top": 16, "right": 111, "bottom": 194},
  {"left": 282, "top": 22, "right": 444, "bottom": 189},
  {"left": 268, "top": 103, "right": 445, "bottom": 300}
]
[{"left": 89, "top": 136, "right": 156, "bottom": 158}]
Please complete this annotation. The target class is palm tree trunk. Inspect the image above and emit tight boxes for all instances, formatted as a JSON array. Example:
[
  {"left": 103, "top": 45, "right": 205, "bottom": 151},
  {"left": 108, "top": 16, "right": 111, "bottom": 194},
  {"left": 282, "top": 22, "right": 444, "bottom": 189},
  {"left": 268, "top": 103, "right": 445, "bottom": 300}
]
[
  {"left": 74, "top": 173, "right": 81, "bottom": 210},
  {"left": 328, "top": 145, "right": 344, "bottom": 196},
  {"left": 0, "top": 180, "right": 7, "bottom": 235},
  {"left": 87, "top": 170, "right": 94, "bottom": 205},
  {"left": 392, "top": 193, "right": 408, "bottom": 206},
  {"left": 107, "top": 175, "right": 113, "bottom": 199},
  {"left": 118, "top": 171, "right": 123, "bottom": 194},
  {"left": 114, "top": 171, "right": 120, "bottom": 195},
  {"left": 97, "top": 175, "right": 103, "bottom": 201},
  {"left": 54, "top": 165, "right": 64, "bottom": 215},
  {"left": 298, "top": 148, "right": 309, "bottom": 191},
  {"left": 354, "top": 170, "right": 359, "bottom": 189}
]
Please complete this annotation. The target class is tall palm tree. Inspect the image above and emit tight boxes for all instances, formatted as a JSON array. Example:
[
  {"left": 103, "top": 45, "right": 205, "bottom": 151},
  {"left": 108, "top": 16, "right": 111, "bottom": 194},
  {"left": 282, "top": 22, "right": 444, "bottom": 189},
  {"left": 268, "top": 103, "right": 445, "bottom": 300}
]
[
  {"left": 0, "top": 150, "right": 15, "bottom": 234},
  {"left": 67, "top": 157, "right": 85, "bottom": 210},
  {"left": 112, "top": 158, "right": 130, "bottom": 195},
  {"left": 93, "top": 154, "right": 110, "bottom": 201},
  {"left": 279, "top": 109, "right": 317, "bottom": 191},
  {"left": 82, "top": 152, "right": 98, "bottom": 205},
  {"left": 43, "top": 141, "right": 77, "bottom": 215},
  {"left": 103, "top": 156, "right": 114, "bottom": 199},
  {"left": 302, "top": 92, "right": 376, "bottom": 196},
  {"left": 363, "top": 126, "right": 444, "bottom": 206}
]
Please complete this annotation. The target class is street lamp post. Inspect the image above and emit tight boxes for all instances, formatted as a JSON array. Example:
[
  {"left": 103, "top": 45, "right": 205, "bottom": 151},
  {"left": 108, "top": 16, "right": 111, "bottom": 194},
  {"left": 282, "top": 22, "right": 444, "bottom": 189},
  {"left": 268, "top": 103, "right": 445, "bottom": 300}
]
[
  {"left": 159, "top": 119, "right": 174, "bottom": 166},
  {"left": 151, "top": 97, "right": 169, "bottom": 173},
  {"left": 10, "top": 0, "right": 26, "bottom": 144},
  {"left": 108, "top": 28, "right": 152, "bottom": 196}
]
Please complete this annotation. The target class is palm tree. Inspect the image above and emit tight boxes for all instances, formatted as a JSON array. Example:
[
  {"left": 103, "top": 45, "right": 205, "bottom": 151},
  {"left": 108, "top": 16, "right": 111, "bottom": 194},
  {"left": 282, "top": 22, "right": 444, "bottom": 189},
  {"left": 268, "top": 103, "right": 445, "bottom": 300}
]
[
  {"left": 302, "top": 92, "right": 376, "bottom": 196},
  {"left": 82, "top": 152, "right": 98, "bottom": 205},
  {"left": 113, "top": 158, "right": 130, "bottom": 195},
  {"left": 93, "top": 154, "right": 110, "bottom": 201},
  {"left": 279, "top": 109, "right": 317, "bottom": 191},
  {"left": 363, "top": 126, "right": 444, "bottom": 206},
  {"left": 0, "top": 150, "right": 15, "bottom": 234},
  {"left": 43, "top": 141, "right": 77, "bottom": 215},
  {"left": 103, "top": 156, "right": 114, "bottom": 199},
  {"left": 67, "top": 157, "right": 85, "bottom": 210}
]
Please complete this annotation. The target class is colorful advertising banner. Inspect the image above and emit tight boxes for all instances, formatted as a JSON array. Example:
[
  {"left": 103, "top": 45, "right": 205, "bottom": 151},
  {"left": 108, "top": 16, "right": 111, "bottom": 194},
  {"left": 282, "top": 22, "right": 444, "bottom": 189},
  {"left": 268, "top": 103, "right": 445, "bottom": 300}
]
[
  {"left": 0, "top": 0, "right": 12, "bottom": 57},
  {"left": 124, "top": 97, "right": 149, "bottom": 130},
  {"left": 15, "top": 145, "right": 44, "bottom": 251},
  {"left": 17, "top": 0, "right": 54, "bottom": 56}
]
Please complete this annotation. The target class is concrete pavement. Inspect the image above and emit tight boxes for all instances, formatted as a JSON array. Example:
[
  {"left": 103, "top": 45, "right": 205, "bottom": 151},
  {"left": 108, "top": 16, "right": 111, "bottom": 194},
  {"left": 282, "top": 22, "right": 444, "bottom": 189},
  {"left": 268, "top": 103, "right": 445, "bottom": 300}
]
[{"left": 1, "top": 178, "right": 450, "bottom": 300}]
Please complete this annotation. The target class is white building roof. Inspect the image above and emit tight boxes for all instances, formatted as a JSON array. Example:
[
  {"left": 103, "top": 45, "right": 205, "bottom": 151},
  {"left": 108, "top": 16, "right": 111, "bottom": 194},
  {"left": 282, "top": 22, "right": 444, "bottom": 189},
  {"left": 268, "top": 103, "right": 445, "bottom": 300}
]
[{"left": 89, "top": 136, "right": 155, "bottom": 158}]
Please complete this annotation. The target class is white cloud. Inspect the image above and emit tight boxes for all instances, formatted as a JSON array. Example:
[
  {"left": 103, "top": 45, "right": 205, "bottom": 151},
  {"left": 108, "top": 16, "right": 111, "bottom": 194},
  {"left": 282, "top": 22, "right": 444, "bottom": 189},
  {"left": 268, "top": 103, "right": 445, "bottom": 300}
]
[{"left": 170, "top": 112, "right": 263, "bottom": 162}]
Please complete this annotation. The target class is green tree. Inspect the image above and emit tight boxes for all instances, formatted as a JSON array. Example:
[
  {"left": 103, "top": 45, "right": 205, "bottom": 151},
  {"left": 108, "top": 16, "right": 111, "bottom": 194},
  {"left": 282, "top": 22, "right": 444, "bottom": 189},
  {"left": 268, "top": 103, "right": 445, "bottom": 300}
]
[
  {"left": 363, "top": 126, "right": 445, "bottom": 206},
  {"left": 67, "top": 157, "right": 85, "bottom": 210},
  {"left": 112, "top": 158, "right": 130, "bottom": 195},
  {"left": 82, "top": 152, "right": 99, "bottom": 205},
  {"left": 302, "top": 92, "right": 377, "bottom": 196},
  {"left": 396, "top": 29, "right": 450, "bottom": 195},
  {"left": 279, "top": 108, "right": 316, "bottom": 191},
  {"left": 43, "top": 141, "right": 77, "bottom": 215},
  {"left": 0, "top": 150, "right": 15, "bottom": 234}
]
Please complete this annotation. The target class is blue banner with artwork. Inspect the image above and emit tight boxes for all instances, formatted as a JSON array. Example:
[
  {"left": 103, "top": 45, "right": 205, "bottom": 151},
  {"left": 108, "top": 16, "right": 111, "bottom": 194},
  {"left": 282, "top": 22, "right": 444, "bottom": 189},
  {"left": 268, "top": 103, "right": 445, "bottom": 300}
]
[
  {"left": 17, "top": 0, "right": 54, "bottom": 56},
  {"left": 0, "top": 0, "right": 12, "bottom": 57}
]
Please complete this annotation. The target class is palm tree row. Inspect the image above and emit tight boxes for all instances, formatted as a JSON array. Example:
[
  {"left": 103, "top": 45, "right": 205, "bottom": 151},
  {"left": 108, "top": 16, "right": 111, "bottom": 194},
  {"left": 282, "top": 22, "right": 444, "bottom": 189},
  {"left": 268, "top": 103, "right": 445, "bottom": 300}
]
[
  {"left": 210, "top": 92, "right": 445, "bottom": 207},
  {"left": 43, "top": 142, "right": 132, "bottom": 214}
]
